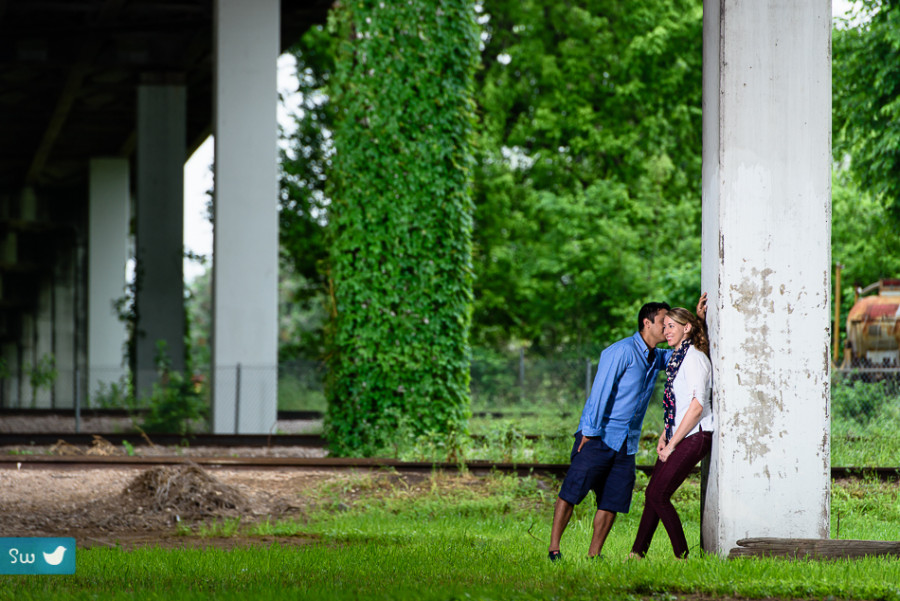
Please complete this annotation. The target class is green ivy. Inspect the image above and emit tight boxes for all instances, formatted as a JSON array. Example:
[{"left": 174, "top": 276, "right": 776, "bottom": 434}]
[{"left": 324, "top": 0, "right": 479, "bottom": 456}]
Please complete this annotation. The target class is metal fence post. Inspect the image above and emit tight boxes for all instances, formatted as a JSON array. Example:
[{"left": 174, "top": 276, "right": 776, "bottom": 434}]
[
  {"left": 234, "top": 363, "right": 242, "bottom": 435},
  {"left": 74, "top": 368, "right": 82, "bottom": 434},
  {"left": 518, "top": 347, "right": 525, "bottom": 404}
]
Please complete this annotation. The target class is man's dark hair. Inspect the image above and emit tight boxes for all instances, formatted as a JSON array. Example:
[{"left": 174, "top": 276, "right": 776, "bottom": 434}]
[{"left": 638, "top": 302, "right": 671, "bottom": 332}]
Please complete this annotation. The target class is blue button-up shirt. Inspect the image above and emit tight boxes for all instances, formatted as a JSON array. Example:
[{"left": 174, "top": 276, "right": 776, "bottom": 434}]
[{"left": 577, "top": 332, "right": 672, "bottom": 455}]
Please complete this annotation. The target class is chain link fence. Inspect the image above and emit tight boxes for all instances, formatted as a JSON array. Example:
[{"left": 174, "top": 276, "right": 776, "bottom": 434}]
[
  {"left": 832, "top": 367, "right": 900, "bottom": 425},
  {"left": 0, "top": 355, "right": 595, "bottom": 413},
  {"left": 4, "top": 360, "right": 899, "bottom": 422},
  {"left": 469, "top": 351, "right": 592, "bottom": 411},
  {"left": 831, "top": 367, "right": 900, "bottom": 466}
]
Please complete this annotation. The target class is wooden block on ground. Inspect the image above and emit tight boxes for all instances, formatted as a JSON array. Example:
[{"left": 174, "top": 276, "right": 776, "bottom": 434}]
[{"left": 729, "top": 537, "right": 900, "bottom": 559}]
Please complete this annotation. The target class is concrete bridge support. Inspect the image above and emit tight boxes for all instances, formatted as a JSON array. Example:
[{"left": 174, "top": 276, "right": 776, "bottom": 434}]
[
  {"left": 211, "top": 0, "right": 280, "bottom": 434},
  {"left": 88, "top": 158, "right": 130, "bottom": 402},
  {"left": 135, "top": 82, "right": 186, "bottom": 396},
  {"left": 700, "top": 0, "right": 832, "bottom": 554}
]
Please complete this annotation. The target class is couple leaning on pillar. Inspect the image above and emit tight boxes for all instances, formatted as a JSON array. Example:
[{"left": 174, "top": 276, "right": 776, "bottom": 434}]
[{"left": 548, "top": 292, "right": 713, "bottom": 561}]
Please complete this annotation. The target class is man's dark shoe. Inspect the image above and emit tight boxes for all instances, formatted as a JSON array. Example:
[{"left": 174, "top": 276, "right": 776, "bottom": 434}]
[{"left": 548, "top": 550, "right": 562, "bottom": 562}]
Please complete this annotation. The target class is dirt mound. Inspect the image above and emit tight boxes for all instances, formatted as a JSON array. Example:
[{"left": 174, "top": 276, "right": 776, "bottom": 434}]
[
  {"left": 122, "top": 464, "right": 251, "bottom": 518},
  {"left": 0, "top": 464, "right": 259, "bottom": 535}
]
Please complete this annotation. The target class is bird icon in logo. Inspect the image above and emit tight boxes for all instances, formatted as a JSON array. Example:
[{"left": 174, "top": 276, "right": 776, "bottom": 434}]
[{"left": 42, "top": 546, "right": 67, "bottom": 566}]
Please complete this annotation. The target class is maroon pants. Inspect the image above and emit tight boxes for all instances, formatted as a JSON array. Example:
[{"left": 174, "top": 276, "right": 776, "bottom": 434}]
[{"left": 631, "top": 430, "right": 712, "bottom": 558}]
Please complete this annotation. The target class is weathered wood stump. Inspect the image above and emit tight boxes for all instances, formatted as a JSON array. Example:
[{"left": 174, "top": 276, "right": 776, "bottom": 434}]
[{"left": 729, "top": 537, "right": 900, "bottom": 559}]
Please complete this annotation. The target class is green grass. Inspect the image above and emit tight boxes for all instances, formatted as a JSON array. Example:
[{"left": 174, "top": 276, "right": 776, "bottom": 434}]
[{"left": 4, "top": 472, "right": 900, "bottom": 601}]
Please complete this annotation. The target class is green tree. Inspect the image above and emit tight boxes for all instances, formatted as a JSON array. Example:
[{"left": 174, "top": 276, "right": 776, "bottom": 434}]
[
  {"left": 472, "top": 0, "right": 704, "bottom": 353},
  {"left": 278, "top": 26, "right": 337, "bottom": 363},
  {"left": 832, "top": 171, "right": 900, "bottom": 290},
  {"left": 324, "top": 0, "right": 480, "bottom": 456},
  {"left": 185, "top": 257, "right": 211, "bottom": 373},
  {"left": 831, "top": 169, "right": 900, "bottom": 356},
  {"left": 280, "top": 25, "right": 335, "bottom": 298},
  {"left": 833, "top": 0, "right": 900, "bottom": 218}
]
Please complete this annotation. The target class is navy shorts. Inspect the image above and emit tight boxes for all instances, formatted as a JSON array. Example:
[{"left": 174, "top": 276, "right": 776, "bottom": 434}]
[{"left": 557, "top": 432, "right": 636, "bottom": 514}]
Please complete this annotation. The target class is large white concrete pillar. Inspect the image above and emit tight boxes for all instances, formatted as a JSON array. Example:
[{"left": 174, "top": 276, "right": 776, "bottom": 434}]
[
  {"left": 136, "top": 82, "right": 186, "bottom": 395},
  {"left": 88, "top": 158, "right": 130, "bottom": 401},
  {"left": 211, "top": 0, "right": 279, "bottom": 434},
  {"left": 701, "top": 0, "right": 832, "bottom": 555}
]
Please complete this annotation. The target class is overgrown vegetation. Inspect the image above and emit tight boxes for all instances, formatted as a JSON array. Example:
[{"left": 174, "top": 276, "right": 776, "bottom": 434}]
[
  {"left": 89, "top": 342, "right": 208, "bottom": 436},
  {"left": 138, "top": 342, "right": 207, "bottom": 435},
  {"left": 251, "top": 0, "right": 900, "bottom": 456},
  {"left": 323, "top": 0, "right": 480, "bottom": 456},
  {"left": 25, "top": 353, "right": 57, "bottom": 408}
]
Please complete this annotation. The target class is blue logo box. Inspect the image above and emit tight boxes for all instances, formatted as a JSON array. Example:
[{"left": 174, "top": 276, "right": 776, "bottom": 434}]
[{"left": 0, "top": 538, "right": 76, "bottom": 575}]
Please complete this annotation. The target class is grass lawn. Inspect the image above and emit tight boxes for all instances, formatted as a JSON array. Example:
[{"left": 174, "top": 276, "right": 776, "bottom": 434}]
[{"left": 4, "top": 470, "right": 899, "bottom": 601}]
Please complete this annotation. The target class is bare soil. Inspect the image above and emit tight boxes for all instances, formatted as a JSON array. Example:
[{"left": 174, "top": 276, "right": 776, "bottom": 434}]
[
  {"left": 0, "top": 414, "right": 431, "bottom": 550},
  {"left": 0, "top": 463, "right": 349, "bottom": 549}
]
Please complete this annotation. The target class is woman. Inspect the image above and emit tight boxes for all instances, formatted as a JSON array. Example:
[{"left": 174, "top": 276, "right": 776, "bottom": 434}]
[{"left": 630, "top": 306, "right": 714, "bottom": 559}]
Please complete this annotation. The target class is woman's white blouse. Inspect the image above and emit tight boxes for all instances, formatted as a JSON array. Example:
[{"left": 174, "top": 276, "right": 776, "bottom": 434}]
[{"left": 671, "top": 345, "right": 714, "bottom": 436}]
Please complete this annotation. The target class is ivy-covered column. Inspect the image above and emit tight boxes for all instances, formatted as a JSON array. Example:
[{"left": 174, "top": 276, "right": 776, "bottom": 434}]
[{"left": 326, "top": 0, "right": 479, "bottom": 456}]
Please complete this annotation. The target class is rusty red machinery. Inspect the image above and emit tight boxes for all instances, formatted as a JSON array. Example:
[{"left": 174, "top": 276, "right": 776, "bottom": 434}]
[{"left": 842, "top": 279, "right": 900, "bottom": 368}]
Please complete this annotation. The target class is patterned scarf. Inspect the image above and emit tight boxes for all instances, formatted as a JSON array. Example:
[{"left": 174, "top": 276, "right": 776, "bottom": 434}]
[{"left": 663, "top": 339, "right": 692, "bottom": 442}]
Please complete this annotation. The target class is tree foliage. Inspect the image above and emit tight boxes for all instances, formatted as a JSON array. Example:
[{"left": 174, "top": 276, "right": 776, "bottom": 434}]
[
  {"left": 323, "top": 0, "right": 480, "bottom": 456},
  {"left": 277, "top": 25, "right": 340, "bottom": 362},
  {"left": 833, "top": 0, "right": 900, "bottom": 218},
  {"left": 830, "top": 169, "right": 900, "bottom": 354},
  {"left": 279, "top": 25, "right": 335, "bottom": 314},
  {"left": 832, "top": 172, "right": 900, "bottom": 289},
  {"left": 472, "top": 0, "right": 704, "bottom": 353}
]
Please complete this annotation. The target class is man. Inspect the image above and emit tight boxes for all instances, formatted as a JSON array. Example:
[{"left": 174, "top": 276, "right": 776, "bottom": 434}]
[{"left": 547, "top": 294, "right": 706, "bottom": 560}]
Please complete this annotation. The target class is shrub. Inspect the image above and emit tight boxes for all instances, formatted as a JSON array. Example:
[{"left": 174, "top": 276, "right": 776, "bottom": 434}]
[{"left": 139, "top": 341, "right": 208, "bottom": 435}]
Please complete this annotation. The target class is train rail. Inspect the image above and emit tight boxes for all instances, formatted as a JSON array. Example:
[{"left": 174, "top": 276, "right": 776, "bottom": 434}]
[
  {"left": 0, "top": 454, "right": 575, "bottom": 477},
  {"left": 0, "top": 453, "right": 896, "bottom": 480},
  {"left": 0, "top": 431, "right": 565, "bottom": 448},
  {"left": 0, "top": 409, "right": 571, "bottom": 420},
  {"left": 1, "top": 432, "right": 329, "bottom": 448}
]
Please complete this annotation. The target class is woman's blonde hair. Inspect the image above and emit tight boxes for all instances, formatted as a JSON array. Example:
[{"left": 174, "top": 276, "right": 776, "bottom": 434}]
[{"left": 667, "top": 307, "right": 709, "bottom": 356}]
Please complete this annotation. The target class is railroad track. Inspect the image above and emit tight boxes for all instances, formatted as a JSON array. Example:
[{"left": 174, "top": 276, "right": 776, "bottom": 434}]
[
  {"left": 0, "top": 409, "right": 573, "bottom": 420},
  {"left": 0, "top": 453, "right": 896, "bottom": 480},
  {"left": 0, "top": 431, "right": 569, "bottom": 448},
  {"left": 1, "top": 433, "right": 330, "bottom": 448},
  {"left": 0, "top": 454, "right": 576, "bottom": 477}
]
